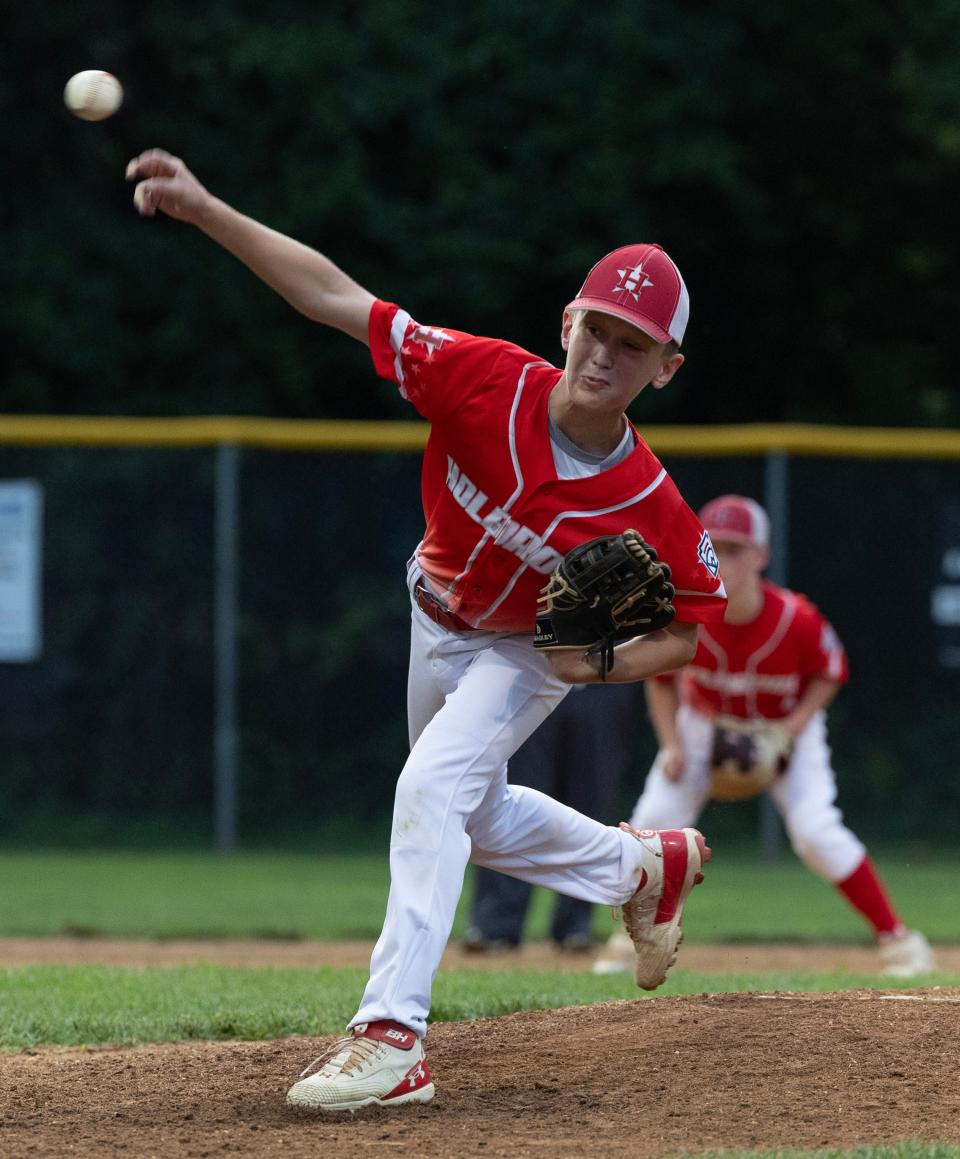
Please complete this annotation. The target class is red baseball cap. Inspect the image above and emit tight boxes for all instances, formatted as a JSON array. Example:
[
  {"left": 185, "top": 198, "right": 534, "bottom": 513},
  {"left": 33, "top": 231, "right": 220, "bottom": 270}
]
[
  {"left": 566, "top": 243, "right": 690, "bottom": 346},
  {"left": 698, "top": 495, "right": 770, "bottom": 548}
]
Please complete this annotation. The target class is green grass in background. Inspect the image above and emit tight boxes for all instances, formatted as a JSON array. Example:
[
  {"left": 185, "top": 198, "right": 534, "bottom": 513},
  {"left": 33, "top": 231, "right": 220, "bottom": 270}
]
[
  {"left": 0, "top": 846, "right": 956, "bottom": 942},
  {"left": 1, "top": 849, "right": 957, "bottom": 1054},
  {"left": 687, "top": 1146, "right": 960, "bottom": 1159},
  {"left": 0, "top": 851, "right": 388, "bottom": 939},
  {"left": 1, "top": 962, "right": 956, "bottom": 1050}
]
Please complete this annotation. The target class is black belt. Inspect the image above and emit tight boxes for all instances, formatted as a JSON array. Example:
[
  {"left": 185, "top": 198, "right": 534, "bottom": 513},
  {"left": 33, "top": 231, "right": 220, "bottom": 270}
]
[{"left": 413, "top": 579, "right": 481, "bottom": 633}]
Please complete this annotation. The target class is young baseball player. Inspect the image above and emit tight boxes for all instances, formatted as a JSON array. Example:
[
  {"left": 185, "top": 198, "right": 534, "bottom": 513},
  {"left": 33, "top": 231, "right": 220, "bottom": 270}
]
[
  {"left": 461, "top": 676, "right": 640, "bottom": 950},
  {"left": 592, "top": 494, "right": 935, "bottom": 979},
  {"left": 126, "top": 148, "right": 728, "bottom": 1111},
  {"left": 464, "top": 682, "right": 640, "bottom": 953}
]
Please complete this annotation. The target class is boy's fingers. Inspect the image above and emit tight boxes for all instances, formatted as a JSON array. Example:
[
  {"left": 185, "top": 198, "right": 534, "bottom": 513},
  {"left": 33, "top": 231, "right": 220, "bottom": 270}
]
[{"left": 125, "top": 149, "right": 181, "bottom": 182}]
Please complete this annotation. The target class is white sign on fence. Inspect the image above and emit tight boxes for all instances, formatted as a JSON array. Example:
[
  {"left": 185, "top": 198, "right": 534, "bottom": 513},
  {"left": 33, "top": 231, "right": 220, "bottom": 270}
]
[{"left": 0, "top": 480, "right": 43, "bottom": 662}]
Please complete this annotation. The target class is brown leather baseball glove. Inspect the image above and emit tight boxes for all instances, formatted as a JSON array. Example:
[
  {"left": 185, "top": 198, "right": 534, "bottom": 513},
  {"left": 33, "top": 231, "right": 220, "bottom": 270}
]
[
  {"left": 708, "top": 715, "right": 793, "bottom": 801},
  {"left": 533, "top": 530, "right": 676, "bottom": 679}
]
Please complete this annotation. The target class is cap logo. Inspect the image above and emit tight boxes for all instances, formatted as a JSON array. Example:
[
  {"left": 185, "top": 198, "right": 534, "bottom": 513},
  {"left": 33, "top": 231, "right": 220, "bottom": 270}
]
[{"left": 613, "top": 261, "right": 654, "bottom": 301}]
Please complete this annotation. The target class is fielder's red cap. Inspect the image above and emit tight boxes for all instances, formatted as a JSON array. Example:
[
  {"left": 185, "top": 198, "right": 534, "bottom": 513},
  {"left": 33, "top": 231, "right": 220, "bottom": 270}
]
[
  {"left": 699, "top": 495, "right": 770, "bottom": 549},
  {"left": 566, "top": 243, "right": 690, "bottom": 346}
]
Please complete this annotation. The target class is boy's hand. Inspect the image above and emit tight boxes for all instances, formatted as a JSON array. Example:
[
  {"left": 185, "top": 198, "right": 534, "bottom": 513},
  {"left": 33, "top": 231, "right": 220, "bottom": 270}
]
[
  {"left": 661, "top": 744, "right": 686, "bottom": 781},
  {"left": 126, "top": 149, "right": 211, "bottom": 224}
]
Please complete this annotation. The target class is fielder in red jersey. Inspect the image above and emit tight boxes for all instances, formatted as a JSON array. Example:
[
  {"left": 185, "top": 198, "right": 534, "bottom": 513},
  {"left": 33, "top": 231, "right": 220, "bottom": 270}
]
[
  {"left": 679, "top": 579, "right": 848, "bottom": 722},
  {"left": 126, "top": 147, "right": 725, "bottom": 1112},
  {"left": 592, "top": 494, "right": 935, "bottom": 980}
]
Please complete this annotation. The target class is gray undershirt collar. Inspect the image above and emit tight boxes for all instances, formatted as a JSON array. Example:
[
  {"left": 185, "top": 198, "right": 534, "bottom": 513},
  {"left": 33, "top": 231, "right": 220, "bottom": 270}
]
[{"left": 548, "top": 414, "right": 635, "bottom": 468}]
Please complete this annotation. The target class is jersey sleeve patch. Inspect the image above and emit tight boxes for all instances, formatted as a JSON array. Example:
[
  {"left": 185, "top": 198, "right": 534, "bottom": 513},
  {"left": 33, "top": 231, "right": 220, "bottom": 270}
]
[
  {"left": 698, "top": 530, "right": 720, "bottom": 578},
  {"left": 368, "top": 300, "right": 504, "bottom": 423}
]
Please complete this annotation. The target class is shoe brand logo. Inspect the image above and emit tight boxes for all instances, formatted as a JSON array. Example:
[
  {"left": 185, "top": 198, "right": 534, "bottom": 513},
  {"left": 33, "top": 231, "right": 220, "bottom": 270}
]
[
  {"left": 408, "top": 1062, "right": 426, "bottom": 1088},
  {"left": 385, "top": 1028, "right": 412, "bottom": 1045}
]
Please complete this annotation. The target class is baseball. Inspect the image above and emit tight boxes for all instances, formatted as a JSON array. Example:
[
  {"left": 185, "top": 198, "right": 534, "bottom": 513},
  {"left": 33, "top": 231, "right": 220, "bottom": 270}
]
[{"left": 64, "top": 70, "right": 124, "bottom": 122}]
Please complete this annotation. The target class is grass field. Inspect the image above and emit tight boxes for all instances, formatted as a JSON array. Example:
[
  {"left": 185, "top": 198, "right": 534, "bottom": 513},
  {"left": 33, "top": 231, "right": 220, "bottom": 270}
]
[
  {"left": 2, "top": 847, "right": 958, "bottom": 1157},
  {"left": 3, "top": 960, "right": 959, "bottom": 1051},
  {"left": 696, "top": 1148, "right": 960, "bottom": 1159},
  {"left": 1, "top": 845, "right": 957, "bottom": 942},
  {"left": 0, "top": 844, "right": 958, "bottom": 1051}
]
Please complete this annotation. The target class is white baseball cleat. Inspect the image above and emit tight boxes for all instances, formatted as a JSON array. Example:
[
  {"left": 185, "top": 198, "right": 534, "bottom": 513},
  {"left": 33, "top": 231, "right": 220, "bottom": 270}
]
[
  {"left": 878, "top": 929, "right": 935, "bottom": 978},
  {"left": 286, "top": 1020, "right": 435, "bottom": 1112},
  {"left": 590, "top": 928, "right": 635, "bottom": 975},
  {"left": 618, "top": 824, "right": 710, "bottom": 990}
]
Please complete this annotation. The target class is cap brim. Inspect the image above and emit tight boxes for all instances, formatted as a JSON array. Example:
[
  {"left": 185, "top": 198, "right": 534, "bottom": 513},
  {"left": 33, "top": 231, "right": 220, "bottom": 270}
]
[{"left": 566, "top": 296, "right": 673, "bottom": 345}]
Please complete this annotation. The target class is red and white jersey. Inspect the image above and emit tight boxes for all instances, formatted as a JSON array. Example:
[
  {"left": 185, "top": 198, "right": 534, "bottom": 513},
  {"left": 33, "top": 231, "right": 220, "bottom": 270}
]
[
  {"left": 661, "top": 580, "right": 848, "bottom": 720},
  {"left": 368, "top": 300, "right": 727, "bottom": 633}
]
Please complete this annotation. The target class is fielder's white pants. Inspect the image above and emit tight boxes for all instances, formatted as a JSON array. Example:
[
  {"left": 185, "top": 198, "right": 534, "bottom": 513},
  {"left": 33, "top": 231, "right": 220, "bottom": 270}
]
[
  {"left": 629, "top": 704, "right": 864, "bottom": 882},
  {"left": 350, "top": 581, "right": 648, "bottom": 1037}
]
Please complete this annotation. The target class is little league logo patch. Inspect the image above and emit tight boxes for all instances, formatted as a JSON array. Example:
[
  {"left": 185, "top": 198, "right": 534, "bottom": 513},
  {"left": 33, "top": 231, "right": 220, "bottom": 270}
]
[{"left": 698, "top": 530, "right": 720, "bottom": 578}]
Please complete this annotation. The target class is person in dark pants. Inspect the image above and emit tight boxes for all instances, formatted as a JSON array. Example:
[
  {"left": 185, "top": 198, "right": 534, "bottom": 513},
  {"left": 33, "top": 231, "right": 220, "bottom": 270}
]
[{"left": 464, "top": 682, "right": 640, "bottom": 952}]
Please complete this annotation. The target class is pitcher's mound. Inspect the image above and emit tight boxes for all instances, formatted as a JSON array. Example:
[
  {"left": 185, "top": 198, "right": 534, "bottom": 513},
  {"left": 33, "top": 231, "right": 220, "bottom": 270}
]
[{"left": 4, "top": 990, "right": 959, "bottom": 1158}]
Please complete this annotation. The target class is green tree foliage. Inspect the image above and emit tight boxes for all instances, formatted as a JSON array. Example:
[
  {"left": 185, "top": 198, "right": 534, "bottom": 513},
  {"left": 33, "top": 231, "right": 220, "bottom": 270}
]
[
  {"left": 2, "top": 3, "right": 959, "bottom": 843},
  {"left": 3, "top": 1, "right": 959, "bottom": 424}
]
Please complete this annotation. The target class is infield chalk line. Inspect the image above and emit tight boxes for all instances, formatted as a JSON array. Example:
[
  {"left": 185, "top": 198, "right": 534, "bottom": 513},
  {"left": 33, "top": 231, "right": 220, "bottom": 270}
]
[{"left": 746, "top": 993, "right": 960, "bottom": 1004}]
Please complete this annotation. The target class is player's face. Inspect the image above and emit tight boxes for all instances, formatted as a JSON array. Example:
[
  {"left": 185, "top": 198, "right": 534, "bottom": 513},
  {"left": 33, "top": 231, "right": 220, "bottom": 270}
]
[
  {"left": 712, "top": 539, "right": 768, "bottom": 595},
  {"left": 559, "top": 310, "right": 683, "bottom": 415}
]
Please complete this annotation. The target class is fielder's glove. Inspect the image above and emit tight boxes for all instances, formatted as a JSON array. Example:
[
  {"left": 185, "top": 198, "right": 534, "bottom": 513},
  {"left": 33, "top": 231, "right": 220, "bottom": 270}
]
[
  {"left": 708, "top": 715, "right": 794, "bottom": 801},
  {"left": 533, "top": 529, "right": 676, "bottom": 679}
]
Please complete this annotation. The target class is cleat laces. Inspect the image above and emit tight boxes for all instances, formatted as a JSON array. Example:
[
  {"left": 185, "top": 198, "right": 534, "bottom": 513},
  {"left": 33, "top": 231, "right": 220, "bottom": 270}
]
[{"left": 298, "top": 1035, "right": 381, "bottom": 1081}]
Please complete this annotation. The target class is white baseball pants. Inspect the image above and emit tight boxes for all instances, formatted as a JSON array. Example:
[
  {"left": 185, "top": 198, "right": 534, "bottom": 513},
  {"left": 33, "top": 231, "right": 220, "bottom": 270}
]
[
  {"left": 350, "top": 584, "right": 648, "bottom": 1037},
  {"left": 629, "top": 704, "right": 864, "bottom": 882}
]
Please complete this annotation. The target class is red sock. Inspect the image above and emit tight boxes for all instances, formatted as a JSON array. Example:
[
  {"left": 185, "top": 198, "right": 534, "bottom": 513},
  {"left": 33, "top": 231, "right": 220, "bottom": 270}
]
[{"left": 835, "top": 856, "right": 902, "bottom": 936}]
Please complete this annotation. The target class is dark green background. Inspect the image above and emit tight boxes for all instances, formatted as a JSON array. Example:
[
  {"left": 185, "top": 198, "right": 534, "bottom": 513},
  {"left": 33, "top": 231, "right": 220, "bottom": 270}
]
[
  {"left": 6, "top": 1, "right": 960, "bottom": 424},
  {"left": 2, "top": 3, "right": 958, "bottom": 845},
  {"left": 0, "top": 445, "right": 957, "bottom": 847}
]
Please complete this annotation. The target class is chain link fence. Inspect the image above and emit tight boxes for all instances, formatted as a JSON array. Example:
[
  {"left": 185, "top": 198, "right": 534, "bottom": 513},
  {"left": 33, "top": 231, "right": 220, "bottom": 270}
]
[{"left": 1, "top": 420, "right": 957, "bottom": 848}]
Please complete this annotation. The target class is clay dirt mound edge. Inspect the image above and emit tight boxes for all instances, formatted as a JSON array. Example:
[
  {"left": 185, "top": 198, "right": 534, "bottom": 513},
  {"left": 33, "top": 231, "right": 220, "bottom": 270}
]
[{"left": 3, "top": 988, "right": 959, "bottom": 1159}]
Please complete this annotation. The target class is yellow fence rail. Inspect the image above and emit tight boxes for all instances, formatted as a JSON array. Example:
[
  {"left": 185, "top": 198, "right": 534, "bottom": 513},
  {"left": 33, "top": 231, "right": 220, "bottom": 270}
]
[{"left": 0, "top": 416, "right": 958, "bottom": 458}]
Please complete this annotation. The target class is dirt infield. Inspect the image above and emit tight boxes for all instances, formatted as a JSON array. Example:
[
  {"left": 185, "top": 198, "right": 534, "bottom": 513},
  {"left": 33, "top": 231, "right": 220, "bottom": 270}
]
[
  {"left": 3, "top": 935, "right": 960, "bottom": 973},
  {"left": 3, "top": 940, "right": 959, "bottom": 1158}
]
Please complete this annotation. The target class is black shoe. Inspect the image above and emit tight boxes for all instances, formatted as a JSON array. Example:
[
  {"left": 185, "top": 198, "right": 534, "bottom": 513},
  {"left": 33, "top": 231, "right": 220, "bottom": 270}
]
[
  {"left": 555, "top": 932, "right": 598, "bottom": 954},
  {"left": 461, "top": 927, "right": 519, "bottom": 954}
]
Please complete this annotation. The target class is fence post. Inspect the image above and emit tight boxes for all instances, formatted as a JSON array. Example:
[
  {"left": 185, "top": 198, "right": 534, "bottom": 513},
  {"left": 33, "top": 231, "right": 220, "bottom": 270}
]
[
  {"left": 759, "top": 450, "right": 790, "bottom": 861},
  {"left": 213, "top": 442, "right": 240, "bottom": 853}
]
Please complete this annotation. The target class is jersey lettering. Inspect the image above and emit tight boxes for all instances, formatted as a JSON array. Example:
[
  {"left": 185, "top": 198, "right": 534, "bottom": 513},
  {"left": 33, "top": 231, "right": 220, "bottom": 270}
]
[
  {"left": 481, "top": 508, "right": 515, "bottom": 539},
  {"left": 446, "top": 456, "right": 563, "bottom": 575},
  {"left": 686, "top": 666, "right": 800, "bottom": 698}
]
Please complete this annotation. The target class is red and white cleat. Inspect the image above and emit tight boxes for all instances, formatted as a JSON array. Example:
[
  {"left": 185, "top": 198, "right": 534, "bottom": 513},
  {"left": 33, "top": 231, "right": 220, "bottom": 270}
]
[
  {"left": 878, "top": 929, "right": 935, "bottom": 978},
  {"left": 618, "top": 824, "right": 710, "bottom": 990},
  {"left": 286, "top": 1020, "right": 435, "bottom": 1112}
]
